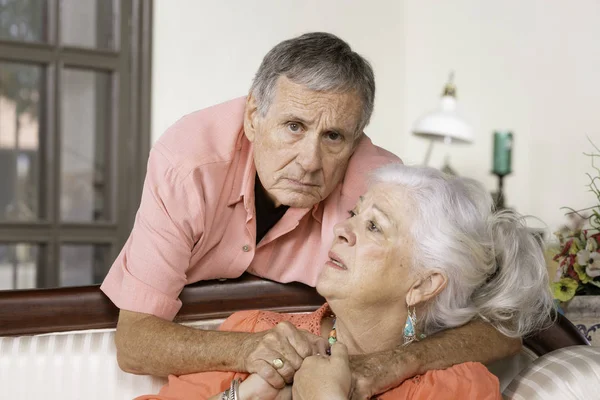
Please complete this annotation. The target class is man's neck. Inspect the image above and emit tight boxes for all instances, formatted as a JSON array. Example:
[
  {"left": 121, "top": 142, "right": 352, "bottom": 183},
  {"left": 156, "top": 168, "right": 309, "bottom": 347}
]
[{"left": 326, "top": 300, "right": 407, "bottom": 355}]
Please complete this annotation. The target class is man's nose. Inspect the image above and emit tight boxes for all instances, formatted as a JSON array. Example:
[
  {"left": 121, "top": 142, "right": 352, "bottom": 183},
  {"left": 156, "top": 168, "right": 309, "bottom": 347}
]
[
  {"left": 333, "top": 220, "right": 356, "bottom": 246},
  {"left": 295, "top": 136, "right": 323, "bottom": 172}
]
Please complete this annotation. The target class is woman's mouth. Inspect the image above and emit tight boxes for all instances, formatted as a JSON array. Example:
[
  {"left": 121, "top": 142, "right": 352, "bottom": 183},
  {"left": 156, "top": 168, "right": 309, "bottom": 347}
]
[{"left": 327, "top": 251, "right": 347, "bottom": 270}]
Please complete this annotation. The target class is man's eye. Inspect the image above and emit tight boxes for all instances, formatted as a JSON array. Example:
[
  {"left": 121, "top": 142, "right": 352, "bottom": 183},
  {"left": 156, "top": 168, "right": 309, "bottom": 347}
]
[
  {"left": 368, "top": 221, "right": 380, "bottom": 233},
  {"left": 288, "top": 123, "right": 301, "bottom": 133},
  {"left": 348, "top": 210, "right": 356, "bottom": 218},
  {"left": 326, "top": 131, "right": 342, "bottom": 141}
]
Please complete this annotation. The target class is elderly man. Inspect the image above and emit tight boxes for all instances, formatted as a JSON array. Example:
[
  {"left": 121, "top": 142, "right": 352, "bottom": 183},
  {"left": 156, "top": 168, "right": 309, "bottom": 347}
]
[{"left": 102, "top": 32, "right": 519, "bottom": 399}]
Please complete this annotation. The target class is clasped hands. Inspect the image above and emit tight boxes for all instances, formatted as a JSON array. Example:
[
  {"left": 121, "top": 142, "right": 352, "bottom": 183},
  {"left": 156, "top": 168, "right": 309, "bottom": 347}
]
[{"left": 237, "top": 321, "right": 356, "bottom": 400}]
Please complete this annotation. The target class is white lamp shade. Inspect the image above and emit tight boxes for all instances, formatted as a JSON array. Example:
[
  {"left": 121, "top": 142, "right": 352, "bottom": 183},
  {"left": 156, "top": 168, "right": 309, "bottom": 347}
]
[{"left": 412, "top": 96, "right": 473, "bottom": 144}]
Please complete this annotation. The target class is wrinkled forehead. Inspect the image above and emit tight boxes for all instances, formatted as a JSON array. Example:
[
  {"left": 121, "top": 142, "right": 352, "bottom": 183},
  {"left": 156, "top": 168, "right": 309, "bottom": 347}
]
[
  {"left": 362, "top": 183, "right": 416, "bottom": 222},
  {"left": 268, "top": 77, "right": 363, "bottom": 133}
]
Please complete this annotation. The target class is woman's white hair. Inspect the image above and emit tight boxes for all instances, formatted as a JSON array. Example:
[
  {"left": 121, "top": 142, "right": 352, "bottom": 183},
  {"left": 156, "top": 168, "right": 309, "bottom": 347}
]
[{"left": 372, "top": 164, "right": 554, "bottom": 338}]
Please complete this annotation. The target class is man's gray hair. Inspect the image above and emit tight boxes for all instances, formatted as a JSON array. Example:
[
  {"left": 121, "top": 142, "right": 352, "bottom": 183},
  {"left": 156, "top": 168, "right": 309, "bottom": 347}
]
[
  {"left": 250, "top": 32, "right": 375, "bottom": 135},
  {"left": 372, "top": 164, "right": 554, "bottom": 338}
]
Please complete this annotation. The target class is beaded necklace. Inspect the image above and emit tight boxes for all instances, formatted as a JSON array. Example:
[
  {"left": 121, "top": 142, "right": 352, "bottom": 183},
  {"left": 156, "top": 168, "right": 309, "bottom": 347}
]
[{"left": 326, "top": 318, "right": 337, "bottom": 355}]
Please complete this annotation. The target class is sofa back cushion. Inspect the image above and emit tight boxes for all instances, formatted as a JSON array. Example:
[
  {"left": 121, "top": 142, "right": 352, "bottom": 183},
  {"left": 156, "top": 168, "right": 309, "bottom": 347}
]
[{"left": 0, "top": 329, "right": 164, "bottom": 400}]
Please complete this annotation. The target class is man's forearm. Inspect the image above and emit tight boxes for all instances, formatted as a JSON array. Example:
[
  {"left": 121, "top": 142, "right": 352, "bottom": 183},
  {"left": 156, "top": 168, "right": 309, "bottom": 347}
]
[
  {"left": 116, "top": 314, "right": 250, "bottom": 377},
  {"left": 349, "top": 320, "right": 521, "bottom": 399},
  {"left": 406, "top": 319, "right": 521, "bottom": 375}
]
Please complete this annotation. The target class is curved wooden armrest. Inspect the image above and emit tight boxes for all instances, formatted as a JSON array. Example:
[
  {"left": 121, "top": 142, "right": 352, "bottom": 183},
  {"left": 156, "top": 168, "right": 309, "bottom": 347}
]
[
  {"left": 0, "top": 274, "right": 324, "bottom": 336},
  {"left": 523, "top": 311, "right": 589, "bottom": 356}
]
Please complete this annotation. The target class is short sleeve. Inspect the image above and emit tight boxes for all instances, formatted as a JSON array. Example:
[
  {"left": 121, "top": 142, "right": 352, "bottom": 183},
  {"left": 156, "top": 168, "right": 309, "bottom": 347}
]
[
  {"left": 381, "top": 362, "right": 502, "bottom": 400},
  {"left": 100, "top": 146, "right": 204, "bottom": 320}
]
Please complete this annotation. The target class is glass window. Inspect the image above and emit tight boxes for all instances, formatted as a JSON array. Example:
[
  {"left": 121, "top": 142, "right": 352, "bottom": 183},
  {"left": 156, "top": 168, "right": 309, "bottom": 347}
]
[
  {"left": 60, "top": 0, "right": 118, "bottom": 50},
  {"left": 60, "top": 68, "right": 111, "bottom": 222},
  {"left": 0, "top": 0, "right": 47, "bottom": 43},
  {"left": 0, "top": 243, "right": 42, "bottom": 290},
  {"left": 60, "top": 244, "right": 109, "bottom": 287},
  {"left": 0, "top": 62, "right": 44, "bottom": 221}
]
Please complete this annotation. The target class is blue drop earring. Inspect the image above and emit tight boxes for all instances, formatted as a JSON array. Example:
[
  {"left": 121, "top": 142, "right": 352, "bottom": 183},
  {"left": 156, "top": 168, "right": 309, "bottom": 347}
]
[
  {"left": 403, "top": 305, "right": 426, "bottom": 345},
  {"left": 403, "top": 305, "right": 417, "bottom": 345}
]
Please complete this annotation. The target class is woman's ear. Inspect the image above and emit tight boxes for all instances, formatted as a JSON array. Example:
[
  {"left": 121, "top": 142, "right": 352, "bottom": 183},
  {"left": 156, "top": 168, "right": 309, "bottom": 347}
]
[
  {"left": 243, "top": 94, "right": 259, "bottom": 143},
  {"left": 406, "top": 272, "right": 447, "bottom": 307}
]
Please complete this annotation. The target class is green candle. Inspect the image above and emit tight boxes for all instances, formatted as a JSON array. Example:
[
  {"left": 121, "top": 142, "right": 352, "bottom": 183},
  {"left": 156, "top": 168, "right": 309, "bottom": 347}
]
[{"left": 492, "top": 131, "right": 513, "bottom": 176}]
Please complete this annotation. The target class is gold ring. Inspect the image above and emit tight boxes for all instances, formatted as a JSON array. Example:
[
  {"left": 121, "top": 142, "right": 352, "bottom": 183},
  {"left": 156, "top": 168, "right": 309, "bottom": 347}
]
[{"left": 272, "top": 358, "right": 284, "bottom": 369}]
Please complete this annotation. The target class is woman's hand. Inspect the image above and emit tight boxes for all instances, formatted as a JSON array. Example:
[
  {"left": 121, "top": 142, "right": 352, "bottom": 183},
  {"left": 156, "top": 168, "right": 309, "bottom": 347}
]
[
  {"left": 241, "top": 322, "right": 328, "bottom": 389},
  {"left": 292, "top": 343, "right": 351, "bottom": 400}
]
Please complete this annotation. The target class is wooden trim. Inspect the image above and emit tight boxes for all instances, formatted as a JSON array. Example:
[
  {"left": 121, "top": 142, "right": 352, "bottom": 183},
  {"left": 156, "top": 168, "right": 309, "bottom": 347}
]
[
  {"left": 524, "top": 312, "right": 590, "bottom": 355},
  {"left": 0, "top": 274, "right": 324, "bottom": 336},
  {"left": 0, "top": 274, "right": 588, "bottom": 357}
]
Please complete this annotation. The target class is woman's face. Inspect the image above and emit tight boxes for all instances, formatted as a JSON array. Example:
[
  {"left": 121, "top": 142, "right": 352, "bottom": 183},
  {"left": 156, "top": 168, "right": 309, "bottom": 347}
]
[{"left": 316, "top": 183, "right": 417, "bottom": 307}]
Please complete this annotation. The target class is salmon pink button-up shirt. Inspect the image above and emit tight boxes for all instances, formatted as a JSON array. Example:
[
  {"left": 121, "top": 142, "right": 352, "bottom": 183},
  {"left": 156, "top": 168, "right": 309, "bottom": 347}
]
[{"left": 100, "top": 97, "right": 400, "bottom": 320}]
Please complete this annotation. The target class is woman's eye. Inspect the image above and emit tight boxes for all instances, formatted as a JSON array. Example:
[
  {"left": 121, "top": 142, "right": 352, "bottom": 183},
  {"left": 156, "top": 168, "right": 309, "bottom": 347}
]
[
  {"left": 288, "top": 123, "right": 301, "bottom": 133},
  {"left": 368, "top": 221, "right": 380, "bottom": 233},
  {"left": 348, "top": 210, "right": 356, "bottom": 218}
]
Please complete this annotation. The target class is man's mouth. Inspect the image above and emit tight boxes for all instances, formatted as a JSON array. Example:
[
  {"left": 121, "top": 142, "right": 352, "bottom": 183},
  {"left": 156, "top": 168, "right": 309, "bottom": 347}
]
[
  {"left": 283, "top": 178, "right": 319, "bottom": 187},
  {"left": 327, "top": 251, "right": 347, "bottom": 270}
]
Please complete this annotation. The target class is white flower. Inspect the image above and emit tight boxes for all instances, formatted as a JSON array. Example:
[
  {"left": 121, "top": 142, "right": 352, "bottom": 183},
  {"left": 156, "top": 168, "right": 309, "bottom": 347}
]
[
  {"left": 577, "top": 249, "right": 591, "bottom": 266},
  {"left": 586, "top": 237, "right": 598, "bottom": 252},
  {"left": 584, "top": 253, "right": 600, "bottom": 278},
  {"left": 575, "top": 237, "right": 598, "bottom": 266}
]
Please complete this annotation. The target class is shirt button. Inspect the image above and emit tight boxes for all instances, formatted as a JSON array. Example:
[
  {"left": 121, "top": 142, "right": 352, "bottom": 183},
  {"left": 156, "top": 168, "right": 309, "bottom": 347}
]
[{"left": 242, "top": 244, "right": 251, "bottom": 252}]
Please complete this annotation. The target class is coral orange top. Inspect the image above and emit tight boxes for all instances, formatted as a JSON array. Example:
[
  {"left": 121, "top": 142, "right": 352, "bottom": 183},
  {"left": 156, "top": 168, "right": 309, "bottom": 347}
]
[{"left": 136, "top": 305, "right": 501, "bottom": 400}]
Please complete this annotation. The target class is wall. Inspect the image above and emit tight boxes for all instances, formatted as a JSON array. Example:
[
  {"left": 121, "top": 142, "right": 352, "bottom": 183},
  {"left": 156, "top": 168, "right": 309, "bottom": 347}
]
[
  {"left": 151, "top": 0, "right": 405, "bottom": 156},
  {"left": 152, "top": 0, "right": 600, "bottom": 233},
  {"left": 403, "top": 0, "right": 600, "bottom": 231}
]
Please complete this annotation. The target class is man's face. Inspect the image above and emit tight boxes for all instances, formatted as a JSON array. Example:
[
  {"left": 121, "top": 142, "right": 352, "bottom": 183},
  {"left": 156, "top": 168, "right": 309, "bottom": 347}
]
[{"left": 244, "top": 77, "right": 363, "bottom": 208}]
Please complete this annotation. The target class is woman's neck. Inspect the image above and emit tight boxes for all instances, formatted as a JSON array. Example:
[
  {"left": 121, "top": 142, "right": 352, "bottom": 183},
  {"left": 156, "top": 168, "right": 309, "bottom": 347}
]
[{"left": 322, "top": 301, "right": 407, "bottom": 355}]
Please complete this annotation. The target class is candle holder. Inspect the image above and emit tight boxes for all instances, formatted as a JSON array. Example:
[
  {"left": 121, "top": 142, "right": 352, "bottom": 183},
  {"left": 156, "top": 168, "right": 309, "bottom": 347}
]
[{"left": 492, "top": 174, "right": 508, "bottom": 210}]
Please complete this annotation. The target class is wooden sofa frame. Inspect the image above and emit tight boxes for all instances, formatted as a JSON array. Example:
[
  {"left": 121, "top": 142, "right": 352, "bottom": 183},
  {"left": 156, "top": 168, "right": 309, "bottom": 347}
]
[{"left": 0, "top": 273, "right": 588, "bottom": 356}]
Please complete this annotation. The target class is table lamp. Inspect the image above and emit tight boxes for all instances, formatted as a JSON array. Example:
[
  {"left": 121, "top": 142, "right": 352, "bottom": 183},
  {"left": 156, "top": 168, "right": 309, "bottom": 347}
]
[{"left": 412, "top": 72, "right": 473, "bottom": 174}]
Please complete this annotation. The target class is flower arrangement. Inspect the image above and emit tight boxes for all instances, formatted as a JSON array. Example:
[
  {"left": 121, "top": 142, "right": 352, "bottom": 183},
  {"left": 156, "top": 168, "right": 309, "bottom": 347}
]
[{"left": 551, "top": 140, "right": 600, "bottom": 302}]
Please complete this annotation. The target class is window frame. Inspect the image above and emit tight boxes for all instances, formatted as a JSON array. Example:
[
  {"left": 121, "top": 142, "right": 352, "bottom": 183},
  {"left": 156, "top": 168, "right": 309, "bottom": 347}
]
[{"left": 0, "top": 0, "right": 152, "bottom": 288}]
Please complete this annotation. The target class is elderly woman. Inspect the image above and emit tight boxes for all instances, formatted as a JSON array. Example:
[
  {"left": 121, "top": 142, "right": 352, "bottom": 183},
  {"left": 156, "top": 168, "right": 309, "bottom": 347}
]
[{"left": 137, "top": 164, "right": 554, "bottom": 400}]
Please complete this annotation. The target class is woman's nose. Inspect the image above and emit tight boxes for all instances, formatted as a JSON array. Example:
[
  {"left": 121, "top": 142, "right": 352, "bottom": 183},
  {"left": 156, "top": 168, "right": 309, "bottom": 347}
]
[{"left": 333, "top": 221, "right": 356, "bottom": 246}]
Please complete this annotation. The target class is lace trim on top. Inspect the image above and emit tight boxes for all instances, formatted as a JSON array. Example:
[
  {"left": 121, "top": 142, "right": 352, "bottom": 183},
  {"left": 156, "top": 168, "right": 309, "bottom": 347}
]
[{"left": 256, "top": 303, "right": 332, "bottom": 335}]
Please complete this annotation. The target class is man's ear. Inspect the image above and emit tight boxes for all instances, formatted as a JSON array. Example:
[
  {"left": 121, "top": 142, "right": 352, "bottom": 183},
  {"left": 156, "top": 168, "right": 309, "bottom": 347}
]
[
  {"left": 243, "top": 94, "right": 259, "bottom": 143},
  {"left": 406, "top": 272, "right": 447, "bottom": 307}
]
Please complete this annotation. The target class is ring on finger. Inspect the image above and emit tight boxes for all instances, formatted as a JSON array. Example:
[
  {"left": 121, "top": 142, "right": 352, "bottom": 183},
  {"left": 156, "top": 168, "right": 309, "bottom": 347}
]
[{"left": 272, "top": 358, "right": 285, "bottom": 370}]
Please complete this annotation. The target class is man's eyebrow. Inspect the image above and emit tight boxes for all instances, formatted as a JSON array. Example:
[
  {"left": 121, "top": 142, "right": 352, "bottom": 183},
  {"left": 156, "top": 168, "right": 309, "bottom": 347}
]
[
  {"left": 359, "top": 196, "right": 364, "bottom": 202},
  {"left": 281, "top": 113, "right": 313, "bottom": 125},
  {"left": 327, "top": 126, "right": 351, "bottom": 137}
]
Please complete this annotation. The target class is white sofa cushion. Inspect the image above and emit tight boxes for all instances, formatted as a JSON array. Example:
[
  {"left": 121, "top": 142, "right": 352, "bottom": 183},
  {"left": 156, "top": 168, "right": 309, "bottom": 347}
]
[{"left": 0, "top": 329, "right": 166, "bottom": 400}]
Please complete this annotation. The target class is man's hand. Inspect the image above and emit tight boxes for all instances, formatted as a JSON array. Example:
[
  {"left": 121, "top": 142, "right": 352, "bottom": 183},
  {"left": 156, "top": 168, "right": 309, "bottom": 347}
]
[
  {"left": 237, "top": 374, "right": 292, "bottom": 400},
  {"left": 292, "top": 343, "right": 352, "bottom": 400},
  {"left": 241, "top": 321, "right": 328, "bottom": 389},
  {"left": 348, "top": 350, "right": 417, "bottom": 400}
]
